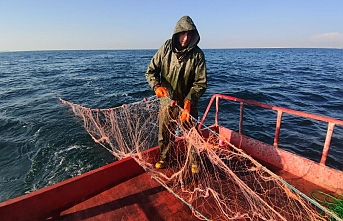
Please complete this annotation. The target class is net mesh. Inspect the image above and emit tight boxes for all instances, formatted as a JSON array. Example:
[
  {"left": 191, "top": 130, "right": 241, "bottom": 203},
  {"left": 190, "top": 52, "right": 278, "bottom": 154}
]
[{"left": 60, "top": 97, "right": 336, "bottom": 220}]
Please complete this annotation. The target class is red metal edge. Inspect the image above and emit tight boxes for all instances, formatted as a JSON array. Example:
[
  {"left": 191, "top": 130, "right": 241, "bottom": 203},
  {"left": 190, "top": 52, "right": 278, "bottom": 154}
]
[
  {"left": 200, "top": 94, "right": 343, "bottom": 170},
  {"left": 0, "top": 146, "right": 159, "bottom": 221},
  {"left": 217, "top": 126, "right": 343, "bottom": 195}
]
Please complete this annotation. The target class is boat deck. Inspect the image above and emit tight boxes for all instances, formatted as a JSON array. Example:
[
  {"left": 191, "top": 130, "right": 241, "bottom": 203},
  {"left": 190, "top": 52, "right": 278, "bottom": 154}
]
[
  {"left": 2, "top": 94, "right": 342, "bottom": 221},
  {"left": 46, "top": 166, "right": 329, "bottom": 221},
  {"left": 50, "top": 172, "right": 199, "bottom": 221}
]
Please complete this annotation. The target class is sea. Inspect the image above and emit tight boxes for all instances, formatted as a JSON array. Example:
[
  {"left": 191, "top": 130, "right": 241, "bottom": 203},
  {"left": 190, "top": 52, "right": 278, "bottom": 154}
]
[{"left": 0, "top": 48, "right": 342, "bottom": 203}]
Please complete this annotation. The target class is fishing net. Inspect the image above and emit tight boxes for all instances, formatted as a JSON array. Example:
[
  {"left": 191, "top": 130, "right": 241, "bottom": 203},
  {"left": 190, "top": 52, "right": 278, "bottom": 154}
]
[
  {"left": 312, "top": 190, "right": 343, "bottom": 219},
  {"left": 60, "top": 97, "right": 338, "bottom": 220}
]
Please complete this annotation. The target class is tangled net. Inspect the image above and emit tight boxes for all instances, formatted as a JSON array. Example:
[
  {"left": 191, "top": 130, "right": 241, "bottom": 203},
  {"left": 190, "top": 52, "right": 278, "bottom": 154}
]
[
  {"left": 60, "top": 97, "right": 338, "bottom": 220},
  {"left": 312, "top": 190, "right": 343, "bottom": 220}
]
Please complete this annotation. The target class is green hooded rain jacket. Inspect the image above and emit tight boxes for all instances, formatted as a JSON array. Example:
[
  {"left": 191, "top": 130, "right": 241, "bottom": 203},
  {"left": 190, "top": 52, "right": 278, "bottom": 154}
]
[{"left": 145, "top": 16, "right": 207, "bottom": 107}]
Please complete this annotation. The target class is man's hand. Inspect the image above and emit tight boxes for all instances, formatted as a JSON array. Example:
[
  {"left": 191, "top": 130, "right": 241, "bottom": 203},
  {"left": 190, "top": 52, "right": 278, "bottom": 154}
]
[
  {"left": 180, "top": 100, "right": 191, "bottom": 122},
  {"left": 154, "top": 86, "right": 168, "bottom": 98}
]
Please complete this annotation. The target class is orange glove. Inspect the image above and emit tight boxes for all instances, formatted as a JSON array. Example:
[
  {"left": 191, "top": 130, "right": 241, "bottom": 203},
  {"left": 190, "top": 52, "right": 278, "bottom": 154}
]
[
  {"left": 180, "top": 100, "right": 191, "bottom": 122},
  {"left": 154, "top": 86, "right": 168, "bottom": 98}
]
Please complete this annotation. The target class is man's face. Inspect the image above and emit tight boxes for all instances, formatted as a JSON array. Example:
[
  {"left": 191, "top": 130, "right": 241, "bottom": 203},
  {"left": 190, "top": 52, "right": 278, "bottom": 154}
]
[{"left": 178, "top": 31, "right": 192, "bottom": 48}]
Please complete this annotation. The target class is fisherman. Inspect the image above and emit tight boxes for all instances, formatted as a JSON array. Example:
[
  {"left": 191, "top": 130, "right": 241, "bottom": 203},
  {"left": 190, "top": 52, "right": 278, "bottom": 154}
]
[{"left": 145, "top": 15, "right": 207, "bottom": 173}]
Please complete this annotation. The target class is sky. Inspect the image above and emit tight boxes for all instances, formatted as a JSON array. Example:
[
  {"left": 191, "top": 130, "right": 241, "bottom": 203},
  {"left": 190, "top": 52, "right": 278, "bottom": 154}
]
[{"left": 1, "top": 0, "right": 343, "bottom": 51}]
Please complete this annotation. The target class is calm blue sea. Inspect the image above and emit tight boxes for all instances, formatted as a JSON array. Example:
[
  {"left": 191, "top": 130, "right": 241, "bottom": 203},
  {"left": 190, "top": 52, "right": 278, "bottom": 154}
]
[{"left": 0, "top": 48, "right": 342, "bottom": 202}]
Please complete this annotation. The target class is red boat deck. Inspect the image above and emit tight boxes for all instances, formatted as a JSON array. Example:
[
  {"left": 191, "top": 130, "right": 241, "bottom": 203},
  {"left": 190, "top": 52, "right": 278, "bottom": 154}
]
[
  {"left": 48, "top": 165, "right": 329, "bottom": 221},
  {"left": 1, "top": 94, "right": 342, "bottom": 220},
  {"left": 1, "top": 145, "right": 341, "bottom": 221},
  {"left": 49, "top": 172, "right": 199, "bottom": 221}
]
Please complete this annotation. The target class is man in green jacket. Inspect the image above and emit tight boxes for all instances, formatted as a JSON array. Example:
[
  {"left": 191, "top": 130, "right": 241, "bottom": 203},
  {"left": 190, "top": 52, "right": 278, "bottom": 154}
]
[{"left": 145, "top": 15, "right": 207, "bottom": 173}]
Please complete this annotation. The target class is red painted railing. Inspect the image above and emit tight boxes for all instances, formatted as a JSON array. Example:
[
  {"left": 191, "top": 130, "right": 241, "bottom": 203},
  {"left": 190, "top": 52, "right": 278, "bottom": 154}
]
[{"left": 199, "top": 94, "right": 343, "bottom": 167}]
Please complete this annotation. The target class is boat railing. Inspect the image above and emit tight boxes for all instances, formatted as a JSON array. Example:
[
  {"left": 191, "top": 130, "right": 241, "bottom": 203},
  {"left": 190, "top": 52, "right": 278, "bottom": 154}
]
[{"left": 199, "top": 94, "right": 343, "bottom": 167}]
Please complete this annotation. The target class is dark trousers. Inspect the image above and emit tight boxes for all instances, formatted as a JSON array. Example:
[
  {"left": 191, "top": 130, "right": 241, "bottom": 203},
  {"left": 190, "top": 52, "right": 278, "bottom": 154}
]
[{"left": 157, "top": 98, "right": 198, "bottom": 164}]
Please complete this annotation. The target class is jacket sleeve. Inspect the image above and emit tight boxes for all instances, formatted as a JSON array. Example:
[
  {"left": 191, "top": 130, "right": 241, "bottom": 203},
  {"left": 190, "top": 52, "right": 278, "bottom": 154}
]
[
  {"left": 185, "top": 51, "right": 207, "bottom": 103},
  {"left": 145, "top": 41, "right": 169, "bottom": 90}
]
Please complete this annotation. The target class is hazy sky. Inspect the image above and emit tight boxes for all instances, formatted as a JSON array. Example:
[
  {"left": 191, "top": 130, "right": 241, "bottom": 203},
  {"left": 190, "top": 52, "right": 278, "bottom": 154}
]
[{"left": 1, "top": 0, "right": 342, "bottom": 51}]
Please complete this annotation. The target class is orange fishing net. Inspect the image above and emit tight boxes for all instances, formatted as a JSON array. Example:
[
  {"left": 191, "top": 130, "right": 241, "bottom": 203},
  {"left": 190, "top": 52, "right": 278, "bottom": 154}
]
[{"left": 60, "top": 97, "right": 336, "bottom": 220}]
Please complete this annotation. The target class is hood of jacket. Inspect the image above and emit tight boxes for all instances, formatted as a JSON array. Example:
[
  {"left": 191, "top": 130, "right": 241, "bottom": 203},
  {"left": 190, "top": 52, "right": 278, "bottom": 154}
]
[{"left": 172, "top": 16, "right": 200, "bottom": 54}]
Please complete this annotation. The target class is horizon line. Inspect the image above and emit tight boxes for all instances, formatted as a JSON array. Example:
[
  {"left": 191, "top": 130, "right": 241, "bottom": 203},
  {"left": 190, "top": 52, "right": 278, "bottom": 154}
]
[{"left": 1, "top": 46, "right": 342, "bottom": 53}]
